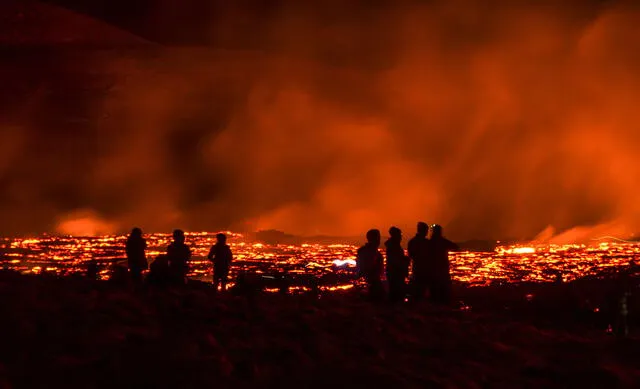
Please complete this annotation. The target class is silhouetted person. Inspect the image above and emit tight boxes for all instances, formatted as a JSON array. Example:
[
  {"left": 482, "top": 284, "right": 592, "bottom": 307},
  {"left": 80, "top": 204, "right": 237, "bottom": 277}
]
[
  {"left": 408, "top": 222, "right": 430, "bottom": 300},
  {"left": 148, "top": 255, "right": 171, "bottom": 287},
  {"left": 356, "top": 229, "right": 384, "bottom": 300},
  {"left": 208, "top": 233, "right": 233, "bottom": 291},
  {"left": 276, "top": 270, "right": 291, "bottom": 295},
  {"left": 426, "top": 225, "right": 459, "bottom": 305},
  {"left": 110, "top": 263, "right": 129, "bottom": 284},
  {"left": 554, "top": 270, "right": 563, "bottom": 285},
  {"left": 167, "top": 229, "right": 191, "bottom": 285},
  {"left": 86, "top": 259, "right": 98, "bottom": 280},
  {"left": 231, "top": 271, "right": 263, "bottom": 299},
  {"left": 125, "top": 227, "right": 147, "bottom": 284},
  {"left": 385, "top": 227, "right": 410, "bottom": 302}
]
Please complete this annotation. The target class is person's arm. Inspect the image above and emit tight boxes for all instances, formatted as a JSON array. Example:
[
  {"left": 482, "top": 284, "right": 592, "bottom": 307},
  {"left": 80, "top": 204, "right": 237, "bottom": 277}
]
[
  {"left": 355, "top": 248, "right": 363, "bottom": 277},
  {"left": 447, "top": 239, "right": 459, "bottom": 251},
  {"left": 207, "top": 246, "right": 215, "bottom": 261}
]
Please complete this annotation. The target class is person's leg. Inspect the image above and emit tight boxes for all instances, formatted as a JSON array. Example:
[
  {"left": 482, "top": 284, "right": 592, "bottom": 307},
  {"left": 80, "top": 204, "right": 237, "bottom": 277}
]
[
  {"left": 388, "top": 276, "right": 402, "bottom": 302},
  {"left": 134, "top": 270, "right": 142, "bottom": 284},
  {"left": 131, "top": 266, "right": 142, "bottom": 284},
  {"left": 442, "top": 280, "right": 452, "bottom": 306},
  {"left": 429, "top": 283, "right": 440, "bottom": 304},
  {"left": 413, "top": 278, "right": 426, "bottom": 301},
  {"left": 431, "top": 281, "right": 451, "bottom": 305},
  {"left": 213, "top": 274, "right": 219, "bottom": 292},
  {"left": 366, "top": 279, "right": 374, "bottom": 299},
  {"left": 369, "top": 279, "right": 385, "bottom": 301},
  {"left": 386, "top": 273, "right": 394, "bottom": 301},
  {"left": 221, "top": 274, "right": 228, "bottom": 291},
  {"left": 398, "top": 279, "right": 407, "bottom": 302},
  {"left": 178, "top": 266, "right": 187, "bottom": 286}
]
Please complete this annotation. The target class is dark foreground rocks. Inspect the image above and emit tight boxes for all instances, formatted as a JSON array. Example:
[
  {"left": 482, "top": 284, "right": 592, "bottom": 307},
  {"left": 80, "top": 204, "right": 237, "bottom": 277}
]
[{"left": 0, "top": 271, "right": 638, "bottom": 388}]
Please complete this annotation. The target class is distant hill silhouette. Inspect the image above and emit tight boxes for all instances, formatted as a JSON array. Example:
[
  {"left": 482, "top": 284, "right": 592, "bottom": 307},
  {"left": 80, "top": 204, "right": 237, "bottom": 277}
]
[
  {"left": 249, "top": 229, "right": 498, "bottom": 251},
  {"left": 251, "top": 230, "right": 297, "bottom": 245},
  {"left": 249, "top": 230, "right": 358, "bottom": 245}
]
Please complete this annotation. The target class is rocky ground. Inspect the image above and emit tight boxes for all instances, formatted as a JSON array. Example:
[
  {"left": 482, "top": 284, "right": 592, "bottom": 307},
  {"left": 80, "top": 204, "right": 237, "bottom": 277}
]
[{"left": 0, "top": 271, "right": 638, "bottom": 388}]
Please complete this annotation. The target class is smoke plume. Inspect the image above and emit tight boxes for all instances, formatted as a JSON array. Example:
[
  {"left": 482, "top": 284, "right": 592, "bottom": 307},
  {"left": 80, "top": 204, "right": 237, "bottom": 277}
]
[{"left": 2, "top": 0, "right": 640, "bottom": 241}]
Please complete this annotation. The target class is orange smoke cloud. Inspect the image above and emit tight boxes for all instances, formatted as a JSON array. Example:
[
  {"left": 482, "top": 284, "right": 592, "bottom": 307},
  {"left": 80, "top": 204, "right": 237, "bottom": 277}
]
[
  {"left": 56, "top": 209, "right": 117, "bottom": 236},
  {"left": 227, "top": 1, "right": 640, "bottom": 240},
  {"left": 3, "top": 0, "right": 640, "bottom": 241}
]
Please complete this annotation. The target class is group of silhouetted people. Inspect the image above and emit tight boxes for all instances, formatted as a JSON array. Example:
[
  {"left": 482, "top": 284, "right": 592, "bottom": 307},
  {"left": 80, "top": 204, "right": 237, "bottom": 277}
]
[
  {"left": 124, "top": 228, "right": 233, "bottom": 290},
  {"left": 357, "top": 222, "right": 459, "bottom": 304},
  {"left": 123, "top": 223, "right": 457, "bottom": 303}
]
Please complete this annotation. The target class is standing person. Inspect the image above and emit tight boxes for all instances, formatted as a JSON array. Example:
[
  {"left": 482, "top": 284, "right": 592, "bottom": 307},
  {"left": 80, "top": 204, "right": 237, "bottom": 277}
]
[
  {"left": 356, "top": 229, "right": 384, "bottom": 301},
  {"left": 426, "top": 224, "right": 459, "bottom": 305},
  {"left": 407, "top": 222, "right": 430, "bottom": 300},
  {"left": 125, "top": 227, "right": 147, "bottom": 284},
  {"left": 208, "top": 233, "right": 233, "bottom": 292},
  {"left": 385, "top": 227, "right": 410, "bottom": 302},
  {"left": 167, "top": 229, "right": 191, "bottom": 285}
]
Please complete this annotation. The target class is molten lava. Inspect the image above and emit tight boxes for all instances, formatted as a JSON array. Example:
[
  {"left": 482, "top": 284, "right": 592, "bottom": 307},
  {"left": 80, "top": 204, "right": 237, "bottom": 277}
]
[{"left": 2, "top": 232, "right": 637, "bottom": 289}]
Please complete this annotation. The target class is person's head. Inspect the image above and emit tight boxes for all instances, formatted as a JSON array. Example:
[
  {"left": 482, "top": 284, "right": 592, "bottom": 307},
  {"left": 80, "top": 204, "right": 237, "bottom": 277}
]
[
  {"left": 431, "top": 224, "right": 443, "bottom": 239},
  {"left": 366, "top": 229, "right": 381, "bottom": 247},
  {"left": 130, "top": 227, "right": 142, "bottom": 238},
  {"left": 389, "top": 226, "right": 402, "bottom": 241},
  {"left": 216, "top": 233, "right": 227, "bottom": 244},
  {"left": 417, "top": 222, "right": 428, "bottom": 237},
  {"left": 173, "top": 229, "right": 185, "bottom": 243}
]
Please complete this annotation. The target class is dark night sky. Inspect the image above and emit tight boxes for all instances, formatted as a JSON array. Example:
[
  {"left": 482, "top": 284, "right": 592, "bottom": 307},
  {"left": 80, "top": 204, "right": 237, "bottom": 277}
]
[
  {"left": 41, "top": 0, "right": 615, "bottom": 45},
  {"left": 1, "top": 0, "right": 639, "bottom": 241}
]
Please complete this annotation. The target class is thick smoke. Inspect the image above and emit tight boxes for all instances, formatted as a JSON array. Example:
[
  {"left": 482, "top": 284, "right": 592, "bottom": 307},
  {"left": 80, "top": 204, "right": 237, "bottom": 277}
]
[{"left": 2, "top": 0, "right": 640, "bottom": 241}]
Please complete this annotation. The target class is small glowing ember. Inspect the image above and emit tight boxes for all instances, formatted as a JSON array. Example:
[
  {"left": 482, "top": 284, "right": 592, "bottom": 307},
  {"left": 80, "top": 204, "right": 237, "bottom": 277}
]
[
  {"left": 333, "top": 259, "right": 357, "bottom": 267},
  {"left": 496, "top": 246, "right": 536, "bottom": 254}
]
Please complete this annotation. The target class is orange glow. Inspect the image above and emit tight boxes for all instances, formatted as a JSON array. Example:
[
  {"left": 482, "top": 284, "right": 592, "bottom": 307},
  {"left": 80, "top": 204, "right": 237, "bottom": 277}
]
[
  {"left": 4, "top": 1, "right": 640, "bottom": 244},
  {"left": 3, "top": 233, "right": 638, "bottom": 289},
  {"left": 497, "top": 247, "right": 536, "bottom": 255},
  {"left": 55, "top": 210, "right": 116, "bottom": 236},
  {"left": 333, "top": 259, "right": 356, "bottom": 267}
]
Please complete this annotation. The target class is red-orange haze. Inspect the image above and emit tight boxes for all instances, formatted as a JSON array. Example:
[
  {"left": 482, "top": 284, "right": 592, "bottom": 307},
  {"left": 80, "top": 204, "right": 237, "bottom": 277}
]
[{"left": 2, "top": 0, "right": 640, "bottom": 241}]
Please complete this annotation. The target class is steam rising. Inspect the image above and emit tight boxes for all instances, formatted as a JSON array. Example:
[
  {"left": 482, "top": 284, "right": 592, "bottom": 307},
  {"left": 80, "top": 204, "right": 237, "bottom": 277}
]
[{"left": 2, "top": 0, "right": 640, "bottom": 241}]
